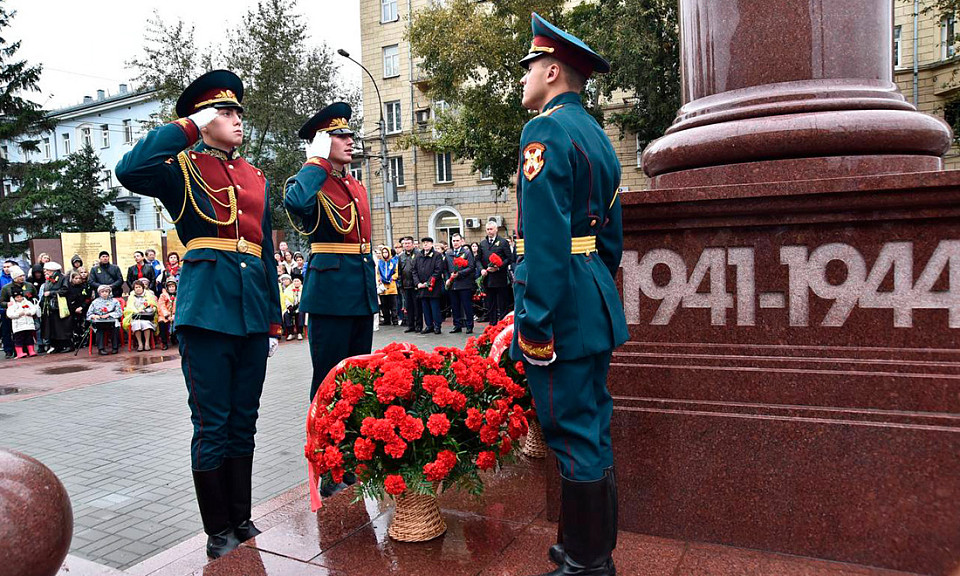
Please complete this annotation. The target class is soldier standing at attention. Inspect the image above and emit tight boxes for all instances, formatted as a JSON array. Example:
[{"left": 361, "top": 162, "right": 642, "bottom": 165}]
[
  {"left": 283, "top": 102, "right": 378, "bottom": 405},
  {"left": 116, "top": 70, "right": 282, "bottom": 559},
  {"left": 511, "top": 14, "right": 629, "bottom": 576}
]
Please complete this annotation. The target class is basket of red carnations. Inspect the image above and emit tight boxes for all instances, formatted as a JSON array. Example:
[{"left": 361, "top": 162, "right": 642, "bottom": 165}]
[
  {"left": 467, "top": 314, "right": 546, "bottom": 458},
  {"left": 305, "top": 341, "right": 529, "bottom": 542}
]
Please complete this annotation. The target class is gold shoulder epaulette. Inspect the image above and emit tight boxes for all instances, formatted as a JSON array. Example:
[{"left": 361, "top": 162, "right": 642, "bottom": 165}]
[{"left": 536, "top": 105, "right": 564, "bottom": 119}]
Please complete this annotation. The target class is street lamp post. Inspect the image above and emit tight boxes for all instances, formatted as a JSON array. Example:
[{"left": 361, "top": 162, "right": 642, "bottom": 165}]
[{"left": 337, "top": 49, "right": 394, "bottom": 248}]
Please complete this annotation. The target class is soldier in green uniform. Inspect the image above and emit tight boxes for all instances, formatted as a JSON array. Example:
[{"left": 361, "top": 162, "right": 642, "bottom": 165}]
[
  {"left": 510, "top": 14, "right": 629, "bottom": 576},
  {"left": 283, "top": 102, "right": 378, "bottom": 405},
  {"left": 116, "top": 70, "right": 282, "bottom": 559}
]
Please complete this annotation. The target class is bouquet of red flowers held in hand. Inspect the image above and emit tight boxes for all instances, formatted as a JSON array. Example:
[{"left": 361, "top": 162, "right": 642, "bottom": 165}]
[
  {"left": 487, "top": 253, "right": 503, "bottom": 272},
  {"left": 305, "top": 341, "right": 530, "bottom": 510},
  {"left": 445, "top": 256, "right": 470, "bottom": 289}
]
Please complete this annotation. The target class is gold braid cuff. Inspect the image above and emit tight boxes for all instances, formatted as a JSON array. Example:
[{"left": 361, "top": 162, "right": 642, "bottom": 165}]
[{"left": 517, "top": 333, "right": 554, "bottom": 361}]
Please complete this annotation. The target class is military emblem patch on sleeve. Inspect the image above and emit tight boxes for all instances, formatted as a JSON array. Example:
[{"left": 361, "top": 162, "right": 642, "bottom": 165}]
[{"left": 523, "top": 142, "right": 546, "bottom": 181}]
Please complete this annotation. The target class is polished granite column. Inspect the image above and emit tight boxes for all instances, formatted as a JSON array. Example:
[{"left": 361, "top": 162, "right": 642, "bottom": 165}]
[{"left": 590, "top": 1, "right": 960, "bottom": 574}]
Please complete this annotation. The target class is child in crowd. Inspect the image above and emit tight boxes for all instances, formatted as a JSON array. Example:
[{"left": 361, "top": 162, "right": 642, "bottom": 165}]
[
  {"left": 282, "top": 276, "right": 303, "bottom": 340},
  {"left": 87, "top": 284, "right": 122, "bottom": 355},
  {"left": 158, "top": 279, "right": 178, "bottom": 350},
  {"left": 6, "top": 285, "right": 38, "bottom": 358}
]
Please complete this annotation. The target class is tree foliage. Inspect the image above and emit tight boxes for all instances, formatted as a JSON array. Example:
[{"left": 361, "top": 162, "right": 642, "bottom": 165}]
[
  {"left": 0, "top": 0, "right": 56, "bottom": 254},
  {"left": 407, "top": 0, "right": 680, "bottom": 190},
  {"left": 128, "top": 0, "right": 359, "bottom": 228},
  {"left": 14, "top": 145, "right": 117, "bottom": 239}
]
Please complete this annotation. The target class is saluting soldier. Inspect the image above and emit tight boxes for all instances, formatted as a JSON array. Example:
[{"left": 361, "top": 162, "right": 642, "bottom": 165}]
[
  {"left": 283, "top": 102, "right": 378, "bottom": 405},
  {"left": 510, "top": 14, "right": 629, "bottom": 576},
  {"left": 116, "top": 70, "right": 282, "bottom": 559}
]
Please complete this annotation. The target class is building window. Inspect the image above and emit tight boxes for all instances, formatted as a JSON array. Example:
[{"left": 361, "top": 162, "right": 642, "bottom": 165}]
[
  {"left": 436, "top": 151, "right": 453, "bottom": 183},
  {"left": 350, "top": 161, "right": 363, "bottom": 181},
  {"left": 155, "top": 206, "right": 163, "bottom": 229},
  {"left": 388, "top": 156, "right": 405, "bottom": 186},
  {"left": 2, "top": 182, "right": 10, "bottom": 197},
  {"left": 100, "top": 124, "right": 110, "bottom": 148},
  {"left": 943, "top": 15, "right": 956, "bottom": 60},
  {"left": 385, "top": 100, "right": 402, "bottom": 133},
  {"left": 479, "top": 166, "right": 492, "bottom": 180},
  {"left": 128, "top": 212, "right": 137, "bottom": 231},
  {"left": 894, "top": 25, "right": 902, "bottom": 68},
  {"left": 43, "top": 138, "right": 50, "bottom": 159},
  {"left": 383, "top": 45, "right": 400, "bottom": 78},
  {"left": 103, "top": 169, "right": 112, "bottom": 188},
  {"left": 636, "top": 134, "right": 644, "bottom": 168},
  {"left": 123, "top": 119, "right": 133, "bottom": 144},
  {"left": 62, "top": 133, "right": 71, "bottom": 155},
  {"left": 80, "top": 127, "right": 92, "bottom": 149},
  {"left": 381, "top": 0, "right": 398, "bottom": 22},
  {"left": 0, "top": 145, "right": 7, "bottom": 160}
]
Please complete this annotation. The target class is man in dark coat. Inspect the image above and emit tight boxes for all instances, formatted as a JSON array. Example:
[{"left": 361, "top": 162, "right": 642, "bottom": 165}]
[
  {"left": 397, "top": 236, "right": 421, "bottom": 333},
  {"left": 126, "top": 250, "right": 157, "bottom": 292},
  {"left": 89, "top": 251, "right": 124, "bottom": 298},
  {"left": 444, "top": 232, "right": 477, "bottom": 333},
  {"left": 479, "top": 220, "right": 513, "bottom": 325},
  {"left": 413, "top": 237, "right": 444, "bottom": 334}
]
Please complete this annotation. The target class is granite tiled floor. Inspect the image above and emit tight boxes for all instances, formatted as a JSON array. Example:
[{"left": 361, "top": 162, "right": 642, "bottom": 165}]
[
  {"left": 1, "top": 324, "right": 470, "bottom": 569},
  {"left": 61, "top": 458, "right": 920, "bottom": 576}
]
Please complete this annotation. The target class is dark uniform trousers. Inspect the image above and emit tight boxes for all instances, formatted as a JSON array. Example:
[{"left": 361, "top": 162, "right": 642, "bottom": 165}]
[
  {"left": 525, "top": 351, "right": 613, "bottom": 481},
  {"left": 308, "top": 315, "right": 373, "bottom": 402},
  {"left": 402, "top": 287, "right": 421, "bottom": 330},
  {"left": 179, "top": 326, "right": 268, "bottom": 471},
  {"left": 449, "top": 289, "right": 474, "bottom": 330},
  {"left": 486, "top": 286, "right": 510, "bottom": 325}
]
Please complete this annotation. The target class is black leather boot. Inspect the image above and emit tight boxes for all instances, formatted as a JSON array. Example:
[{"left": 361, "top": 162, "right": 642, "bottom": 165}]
[
  {"left": 548, "top": 467, "right": 618, "bottom": 573},
  {"left": 193, "top": 467, "right": 241, "bottom": 558},
  {"left": 224, "top": 455, "right": 261, "bottom": 542},
  {"left": 532, "top": 474, "right": 615, "bottom": 576}
]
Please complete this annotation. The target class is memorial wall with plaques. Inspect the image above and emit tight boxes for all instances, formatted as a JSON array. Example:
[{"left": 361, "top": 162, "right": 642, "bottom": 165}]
[
  {"left": 114, "top": 231, "right": 163, "bottom": 272},
  {"left": 60, "top": 232, "right": 112, "bottom": 271}
]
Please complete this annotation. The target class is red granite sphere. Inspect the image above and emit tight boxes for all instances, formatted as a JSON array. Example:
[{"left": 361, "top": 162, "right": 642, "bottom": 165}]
[{"left": 0, "top": 449, "right": 73, "bottom": 576}]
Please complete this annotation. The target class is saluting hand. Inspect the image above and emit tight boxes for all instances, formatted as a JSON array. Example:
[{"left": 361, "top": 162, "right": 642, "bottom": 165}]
[
  {"left": 306, "top": 131, "right": 332, "bottom": 160},
  {"left": 188, "top": 107, "right": 219, "bottom": 130}
]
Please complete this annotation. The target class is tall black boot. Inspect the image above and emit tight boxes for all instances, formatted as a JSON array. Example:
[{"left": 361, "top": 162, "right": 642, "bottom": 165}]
[
  {"left": 533, "top": 474, "right": 615, "bottom": 576},
  {"left": 224, "top": 455, "right": 261, "bottom": 542},
  {"left": 549, "top": 467, "right": 618, "bottom": 570},
  {"left": 193, "top": 467, "right": 241, "bottom": 558}
]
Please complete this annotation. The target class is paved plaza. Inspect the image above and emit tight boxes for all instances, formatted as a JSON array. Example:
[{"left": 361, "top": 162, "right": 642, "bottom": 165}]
[{"left": 0, "top": 324, "right": 471, "bottom": 570}]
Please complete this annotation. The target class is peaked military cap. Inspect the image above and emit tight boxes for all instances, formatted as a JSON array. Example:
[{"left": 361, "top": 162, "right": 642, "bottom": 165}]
[
  {"left": 298, "top": 102, "right": 354, "bottom": 139},
  {"left": 175, "top": 69, "right": 245, "bottom": 119},
  {"left": 518, "top": 12, "right": 610, "bottom": 78}
]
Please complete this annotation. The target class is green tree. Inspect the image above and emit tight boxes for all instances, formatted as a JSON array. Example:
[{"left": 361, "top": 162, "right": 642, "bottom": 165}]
[
  {"left": 14, "top": 145, "right": 116, "bottom": 239},
  {"left": 407, "top": 0, "right": 680, "bottom": 188},
  {"left": 0, "top": 0, "right": 56, "bottom": 254}
]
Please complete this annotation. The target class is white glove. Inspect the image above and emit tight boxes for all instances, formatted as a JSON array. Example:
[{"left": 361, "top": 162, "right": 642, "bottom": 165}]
[
  {"left": 188, "top": 107, "right": 219, "bottom": 130},
  {"left": 306, "top": 131, "right": 332, "bottom": 160},
  {"left": 524, "top": 353, "right": 557, "bottom": 367},
  {"left": 267, "top": 337, "right": 279, "bottom": 358}
]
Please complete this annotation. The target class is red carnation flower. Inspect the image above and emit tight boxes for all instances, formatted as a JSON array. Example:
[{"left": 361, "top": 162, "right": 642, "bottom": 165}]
[
  {"left": 327, "top": 420, "right": 346, "bottom": 443},
  {"left": 384, "top": 474, "right": 407, "bottom": 496},
  {"left": 423, "top": 450, "right": 458, "bottom": 482},
  {"left": 480, "top": 424, "right": 500, "bottom": 445},
  {"left": 399, "top": 416, "right": 425, "bottom": 441},
  {"left": 454, "top": 256, "right": 469, "bottom": 268},
  {"left": 323, "top": 446, "right": 343, "bottom": 470},
  {"left": 385, "top": 439, "right": 408, "bottom": 458},
  {"left": 427, "top": 413, "right": 451, "bottom": 436},
  {"left": 354, "top": 437, "right": 376, "bottom": 461},
  {"left": 484, "top": 408, "right": 503, "bottom": 428},
  {"left": 500, "top": 436, "right": 513, "bottom": 455},
  {"left": 514, "top": 361, "right": 525, "bottom": 375},
  {"left": 476, "top": 451, "right": 496, "bottom": 471},
  {"left": 385, "top": 405, "right": 407, "bottom": 425},
  {"left": 489, "top": 253, "right": 503, "bottom": 267},
  {"left": 465, "top": 408, "right": 484, "bottom": 431}
]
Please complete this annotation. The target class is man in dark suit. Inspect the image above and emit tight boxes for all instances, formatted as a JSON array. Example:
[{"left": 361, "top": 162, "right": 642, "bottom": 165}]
[
  {"left": 398, "top": 236, "right": 421, "bottom": 333},
  {"left": 479, "top": 219, "right": 513, "bottom": 325},
  {"left": 413, "top": 237, "right": 444, "bottom": 334},
  {"left": 89, "top": 251, "right": 124, "bottom": 298},
  {"left": 444, "top": 232, "right": 477, "bottom": 333},
  {"left": 116, "top": 70, "right": 282, "bottom": 559}
]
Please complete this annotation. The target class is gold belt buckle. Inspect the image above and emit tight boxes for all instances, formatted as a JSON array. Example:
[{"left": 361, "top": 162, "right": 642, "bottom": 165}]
[
  {"left": 360, "top": 242, "right": 368, "bottom": 254},
  {"left": 236, "top": 238, "right": 249, "bottom": 253}
]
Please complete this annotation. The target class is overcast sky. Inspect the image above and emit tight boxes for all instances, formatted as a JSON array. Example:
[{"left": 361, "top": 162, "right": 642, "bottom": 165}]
[{"left": 8, "top": 0, "right": 362, "bottom": 110}]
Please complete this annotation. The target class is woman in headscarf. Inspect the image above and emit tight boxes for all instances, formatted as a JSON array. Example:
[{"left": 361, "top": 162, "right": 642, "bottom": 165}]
[{"left": 39, "top": 262, "right": 73, "bottom": 353}]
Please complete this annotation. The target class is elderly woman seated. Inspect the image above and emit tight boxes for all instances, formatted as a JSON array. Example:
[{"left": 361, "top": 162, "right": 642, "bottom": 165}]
[
  {"left": 87, "top": 284, "right": 122, "bottom": 355},
  {"left": 124, "top": 278, "right": 158, "bottom": 351}
]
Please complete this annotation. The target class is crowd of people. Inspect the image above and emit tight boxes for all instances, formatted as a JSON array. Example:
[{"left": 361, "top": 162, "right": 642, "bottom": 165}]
[{"left": 0, "top": 248, "right": 181, "bottom": 357}]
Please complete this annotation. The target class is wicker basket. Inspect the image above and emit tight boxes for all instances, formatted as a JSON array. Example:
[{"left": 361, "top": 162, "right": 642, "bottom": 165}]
[
  {"left": 522, "top": 417, "right": 548, "bottom": 459},
  {"left": 388, "top": 491, "right": 447, "bottom": 542}
]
